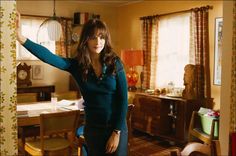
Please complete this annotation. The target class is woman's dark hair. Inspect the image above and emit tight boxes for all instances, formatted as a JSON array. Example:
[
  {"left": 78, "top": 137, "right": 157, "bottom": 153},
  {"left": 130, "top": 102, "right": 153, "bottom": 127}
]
[{"left": 76, "top": 19, "right": 118, "bottom": 81}]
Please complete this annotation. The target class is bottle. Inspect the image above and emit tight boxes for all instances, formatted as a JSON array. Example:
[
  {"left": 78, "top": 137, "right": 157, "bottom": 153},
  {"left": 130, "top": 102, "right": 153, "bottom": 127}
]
[{"left": 167, "top": 81, "right": 175, "bottom": 94}]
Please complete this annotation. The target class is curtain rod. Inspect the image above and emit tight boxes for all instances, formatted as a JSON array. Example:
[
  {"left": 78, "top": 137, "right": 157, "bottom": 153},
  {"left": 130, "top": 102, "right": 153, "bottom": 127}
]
[
  {"left": 140, "top": 5, "right": 213, "bottom": 20},
  {"left": 21, "top": 14, "right": 72, "bottom": 20}
]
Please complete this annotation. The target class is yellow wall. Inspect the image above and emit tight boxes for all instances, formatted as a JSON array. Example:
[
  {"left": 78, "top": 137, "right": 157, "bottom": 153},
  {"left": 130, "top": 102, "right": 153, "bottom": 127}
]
[
  {"left": 117, "top": 1, "right": 223, "bottom": 109},
  {"left": 16, "top": 1, "right": 119, "bottom": 92},
  {"left": 17, "top": 1, "right": 222, "bottom": 109},
  {"left": 220, "top": 1, "right": 234, "bottom": 154}
]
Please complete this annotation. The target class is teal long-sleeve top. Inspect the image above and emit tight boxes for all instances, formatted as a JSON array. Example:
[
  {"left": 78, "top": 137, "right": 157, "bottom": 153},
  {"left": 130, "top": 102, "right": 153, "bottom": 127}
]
[{"left": 23, "top": 39, "right": 128, "bottom": 131}]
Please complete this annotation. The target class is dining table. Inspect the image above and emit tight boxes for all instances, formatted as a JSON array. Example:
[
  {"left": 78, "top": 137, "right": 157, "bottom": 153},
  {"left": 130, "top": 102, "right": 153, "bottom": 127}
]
[
  {"left": 17, "top": 98, "right": 85, "bottom": 154},
  {"left": 17, "top": 98, "right": 85, "bottom": 127}
]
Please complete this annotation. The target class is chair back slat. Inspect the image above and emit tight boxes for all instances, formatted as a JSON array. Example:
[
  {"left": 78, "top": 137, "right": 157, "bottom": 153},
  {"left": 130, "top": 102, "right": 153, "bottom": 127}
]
[{"left": 40, "top": 110, "right": 80, "bottom": 136}]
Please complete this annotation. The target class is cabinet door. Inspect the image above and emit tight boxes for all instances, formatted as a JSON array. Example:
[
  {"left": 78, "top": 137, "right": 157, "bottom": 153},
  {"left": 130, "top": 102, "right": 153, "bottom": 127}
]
[
  {"left": 132, "top": 95, "right": 172, "bottom": 136},
  {"left": 139, "top": 97, "right": 161, "bottom": 135}
]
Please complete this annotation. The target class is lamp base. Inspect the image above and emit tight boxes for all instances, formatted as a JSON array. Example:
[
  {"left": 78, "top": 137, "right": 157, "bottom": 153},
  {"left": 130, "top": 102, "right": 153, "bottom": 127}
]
[{"left": 126, "top": 67, "right": 138, "bottom": 91}]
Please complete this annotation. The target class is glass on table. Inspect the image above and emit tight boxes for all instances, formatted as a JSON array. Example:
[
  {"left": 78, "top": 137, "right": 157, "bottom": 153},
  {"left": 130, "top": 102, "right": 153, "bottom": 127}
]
[{"left": 51, "top": 96, "right": 58, "bottom": 111}]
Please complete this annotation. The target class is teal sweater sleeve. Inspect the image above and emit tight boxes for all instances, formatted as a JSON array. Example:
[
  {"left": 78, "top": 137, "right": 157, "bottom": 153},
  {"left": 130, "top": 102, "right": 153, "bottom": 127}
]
[
  {"left": 23, "top": 39, "right": 73, "bottom": 71},
  {"left": 114, "top": 59, "right": 128, "bottom": 130}
]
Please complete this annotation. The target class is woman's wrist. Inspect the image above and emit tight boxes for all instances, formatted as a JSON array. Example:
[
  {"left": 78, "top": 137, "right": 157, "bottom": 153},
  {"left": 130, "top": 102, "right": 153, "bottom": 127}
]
[{"left": 17, "top": 33, "right": 27, "bottom": 45}]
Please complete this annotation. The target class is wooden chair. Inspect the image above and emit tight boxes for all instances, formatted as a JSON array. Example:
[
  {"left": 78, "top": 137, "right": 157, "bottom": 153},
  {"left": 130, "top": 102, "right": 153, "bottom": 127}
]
[
  {"left": 24, "top": 110, "right": 80, "bottom": 156},
  {"left": 51, "top": 91, "right": 79, "bottom": 101},
  {"left": 17, "top": 93, "right": 39, "bottom": 154},
  {"left": 77, "top": 104, "right": 135, "bottom": 156},
  {"left": 188, "top": 111, "right": 219, "bottom": 145},
  {"left": 158, "top": 111, "right": 221, "bottom": 156},
  {"left": 17, "top": 93, "right": 38, "bottom": 104}
]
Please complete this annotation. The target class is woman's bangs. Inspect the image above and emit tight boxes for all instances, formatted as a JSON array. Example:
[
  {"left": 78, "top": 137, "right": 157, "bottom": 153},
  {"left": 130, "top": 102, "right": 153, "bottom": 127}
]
[{"left": 89, "top": 27, "right": 107, "bottom": 38}]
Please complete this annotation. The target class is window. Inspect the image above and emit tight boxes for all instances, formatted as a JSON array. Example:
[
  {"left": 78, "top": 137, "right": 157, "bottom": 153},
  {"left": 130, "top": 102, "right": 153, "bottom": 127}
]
[
  {"left": 155, "top": 13, "right": 190, "bottom": 88},
  {"left": 17, "top": 17, "right": 55, "bottom": 60}
]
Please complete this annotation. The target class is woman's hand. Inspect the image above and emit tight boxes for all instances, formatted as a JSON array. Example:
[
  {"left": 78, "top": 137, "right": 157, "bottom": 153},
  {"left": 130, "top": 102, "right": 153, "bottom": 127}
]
[
  {"left": 105, "top": 131, "right": 120, "bottom": 154},
  {"left": 16, "top": 11, "right": 27, "bottom": 44}
]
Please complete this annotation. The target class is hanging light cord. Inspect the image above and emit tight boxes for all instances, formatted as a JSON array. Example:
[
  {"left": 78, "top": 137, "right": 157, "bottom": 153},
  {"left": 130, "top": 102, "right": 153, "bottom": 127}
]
[
  {"left": 53, "top": 0, "right": 56, "bottom": 18},
  {"left": 37, "top": 0, "right": 62, "bottom": 42}
]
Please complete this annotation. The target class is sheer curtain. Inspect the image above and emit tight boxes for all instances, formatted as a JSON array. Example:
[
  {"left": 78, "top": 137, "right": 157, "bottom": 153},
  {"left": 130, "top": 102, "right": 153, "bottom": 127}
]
[
  {"left": 155, "top": 13, "right": 191, "bottom": 88},
  {"left": 17, "top": 16, "right": 73, "bottom": 60},
  {"left": 17, "top": 17, "right": 55, "bottom": 60}
]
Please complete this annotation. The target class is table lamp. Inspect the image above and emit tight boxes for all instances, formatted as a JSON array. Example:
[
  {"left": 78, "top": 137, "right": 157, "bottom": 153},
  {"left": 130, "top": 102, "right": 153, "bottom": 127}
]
[{"left": 121, "top": 49, "right": 143, "bottom": 91}]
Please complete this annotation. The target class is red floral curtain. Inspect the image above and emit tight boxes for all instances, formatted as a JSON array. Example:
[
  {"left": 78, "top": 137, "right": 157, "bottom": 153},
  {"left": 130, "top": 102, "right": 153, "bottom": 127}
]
[
  {"left": 141, "top": 17, "right": 159, "bottom": 90},
  {"left": 55, "top": 19, "right": 73, "bottom": 58},
  {"left": 191, "top": 6, "right": 212, "bottom": 108}
]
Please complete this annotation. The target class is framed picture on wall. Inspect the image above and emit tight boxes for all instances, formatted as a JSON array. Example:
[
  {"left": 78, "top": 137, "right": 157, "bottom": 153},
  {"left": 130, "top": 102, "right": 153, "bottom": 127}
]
[
  {"left": 213, "top": 17, "right": 223, "bottom": 85},
  {"left": 32, "top": 65, "right": 44, "bottom": 80}
]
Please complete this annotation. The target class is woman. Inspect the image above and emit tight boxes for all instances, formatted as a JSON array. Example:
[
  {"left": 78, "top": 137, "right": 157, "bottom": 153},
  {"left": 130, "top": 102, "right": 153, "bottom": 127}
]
[{"left": 17, "top": 12, "right": 128, "bottom": 156}]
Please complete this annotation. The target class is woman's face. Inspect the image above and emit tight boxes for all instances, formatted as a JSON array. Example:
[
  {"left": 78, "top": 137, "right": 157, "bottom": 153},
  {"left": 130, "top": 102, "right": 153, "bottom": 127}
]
[{"left": 87, "top": 29, "right": 105, "bottom": 55}]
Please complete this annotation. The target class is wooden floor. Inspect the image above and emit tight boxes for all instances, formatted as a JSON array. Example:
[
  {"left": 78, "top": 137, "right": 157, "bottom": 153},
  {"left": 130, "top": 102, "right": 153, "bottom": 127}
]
[
  {"left": 19, "top": 130, "right": 182, "bottom": 156},
  {"left": 129, "top": 131, "right": 182, "bottom": 156}
]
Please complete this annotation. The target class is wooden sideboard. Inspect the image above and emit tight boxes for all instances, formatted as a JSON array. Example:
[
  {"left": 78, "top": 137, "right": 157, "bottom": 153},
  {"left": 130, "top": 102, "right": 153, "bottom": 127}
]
[
  {"left": 17, "top": 84, "right": 55, "bottom": 101},
  {"left": 132, "top": 92, "right": 204, "bottom": 143}
]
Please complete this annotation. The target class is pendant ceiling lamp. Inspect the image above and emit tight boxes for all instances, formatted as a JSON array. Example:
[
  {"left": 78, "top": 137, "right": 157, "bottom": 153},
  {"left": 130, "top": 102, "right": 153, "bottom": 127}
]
[{"left": 39, "top": 0, "right": 62, "bottom": 41}]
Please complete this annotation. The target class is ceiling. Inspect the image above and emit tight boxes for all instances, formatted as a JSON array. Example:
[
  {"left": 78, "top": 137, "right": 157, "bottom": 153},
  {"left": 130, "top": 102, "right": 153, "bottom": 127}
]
[{"left": 73, "top": 0, "right": 143, "bottom": 7}]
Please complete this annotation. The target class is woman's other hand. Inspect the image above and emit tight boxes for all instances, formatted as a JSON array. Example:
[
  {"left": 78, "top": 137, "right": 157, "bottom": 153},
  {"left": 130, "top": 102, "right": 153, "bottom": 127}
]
[
  {"left": 105, "top": 131, "right": 120, "bottom": 154},
  {"left": 16, "top": 11, "right": 26, "bottom": 44}
]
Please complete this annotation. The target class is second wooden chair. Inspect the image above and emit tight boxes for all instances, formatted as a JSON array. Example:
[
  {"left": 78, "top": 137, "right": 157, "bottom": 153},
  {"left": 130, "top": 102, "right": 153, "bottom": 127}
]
[
  {"left": 189, "top": 111, "right": 219, "bottom": 145},
  {"left": 24, "top": 110, "right": 80, "bottom": 156}
]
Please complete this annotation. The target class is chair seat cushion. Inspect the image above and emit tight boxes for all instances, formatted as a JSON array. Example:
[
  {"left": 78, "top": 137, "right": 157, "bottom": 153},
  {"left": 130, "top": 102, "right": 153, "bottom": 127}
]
[{"left": 25, "top": 137, "right": 70, "bottom": 152}]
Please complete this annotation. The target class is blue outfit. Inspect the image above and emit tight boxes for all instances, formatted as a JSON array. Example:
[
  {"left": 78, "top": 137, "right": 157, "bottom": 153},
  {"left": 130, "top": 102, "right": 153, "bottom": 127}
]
[{"left": 23, "top": 39, "right": 128, "bottom": 156}]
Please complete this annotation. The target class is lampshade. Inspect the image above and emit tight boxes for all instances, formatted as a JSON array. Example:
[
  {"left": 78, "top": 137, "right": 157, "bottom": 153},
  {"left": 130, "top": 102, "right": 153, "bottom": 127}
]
[
  {"left": 47, "top": 20, "right": 62, "bottom": 41},
  {"left": 38, "top": 0, "right": 62, "bottom": 41},
  {"left": 121, "top": 49, "right": 143, "bottom": 67},
  {"left": 121, "top": 49, "right": 144, "bottom": 91}
]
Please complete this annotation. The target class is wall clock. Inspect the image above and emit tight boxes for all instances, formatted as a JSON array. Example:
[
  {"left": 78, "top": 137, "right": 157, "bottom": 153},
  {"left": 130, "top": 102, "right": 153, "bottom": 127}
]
[{"left": 17, "top": 62, "right": 32, "bottom": 86}]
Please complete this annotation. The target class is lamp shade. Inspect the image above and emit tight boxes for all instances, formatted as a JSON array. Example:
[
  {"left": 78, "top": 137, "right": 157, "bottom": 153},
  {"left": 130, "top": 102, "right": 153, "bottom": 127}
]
[
  {"left": 47, "top": 20, "right": 62, "bottom": 41},
  {"left": 37, "top": 0, "right": 62, "bottom": 41},
  {"left": 121, "top": 50, "right": 143, "bottom": 67},
  {"left": 121, "top": 49, "right": 144, "bottom": 91}
]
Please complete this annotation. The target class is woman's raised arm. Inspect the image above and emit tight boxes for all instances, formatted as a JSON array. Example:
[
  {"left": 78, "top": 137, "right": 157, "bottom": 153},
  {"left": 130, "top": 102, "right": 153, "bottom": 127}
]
[
  {"left": 16, "top": 11, "right": 27, "bottom": 45},
  {"left": 15, "top": 11, "right": 74, "bottom": 71}
]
